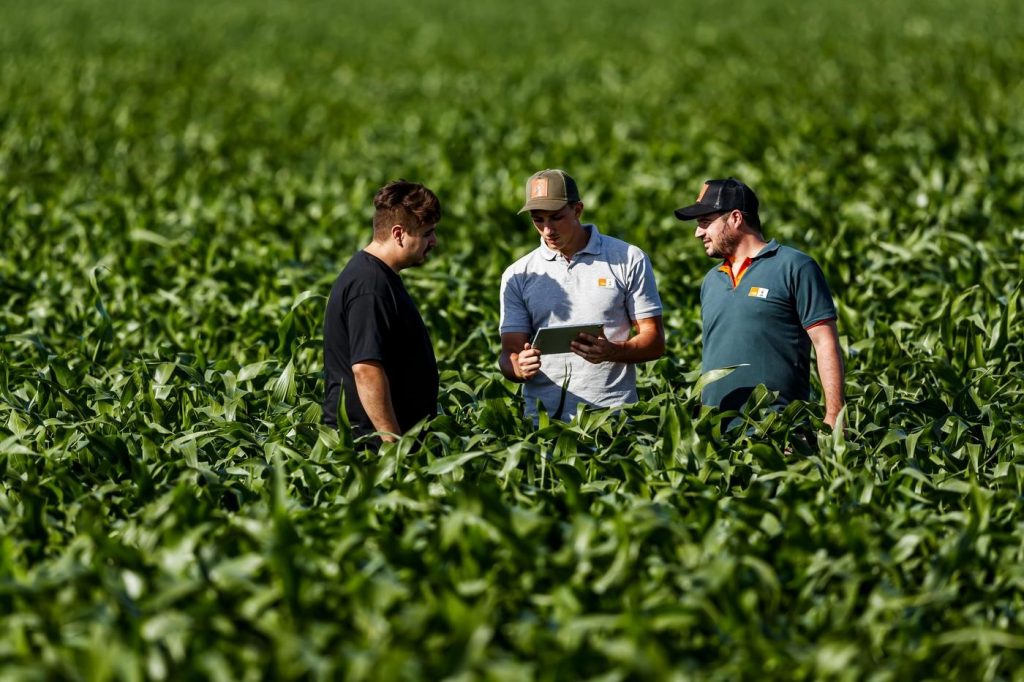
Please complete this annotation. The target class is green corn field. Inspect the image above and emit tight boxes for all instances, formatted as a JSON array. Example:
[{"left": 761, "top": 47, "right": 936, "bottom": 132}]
[{"left": 1, "top": 0, "right": 1023, "bottom": 679}]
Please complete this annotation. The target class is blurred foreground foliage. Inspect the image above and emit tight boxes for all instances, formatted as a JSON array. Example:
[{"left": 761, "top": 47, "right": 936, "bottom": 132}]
[{"left": 1, "top": 0, "right": 1023, "bottom": 678}]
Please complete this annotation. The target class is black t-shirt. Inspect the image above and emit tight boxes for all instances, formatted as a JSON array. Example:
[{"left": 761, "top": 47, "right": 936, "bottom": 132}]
[{"left": 322, "top": 251, "right": 438, "bottom": 436}]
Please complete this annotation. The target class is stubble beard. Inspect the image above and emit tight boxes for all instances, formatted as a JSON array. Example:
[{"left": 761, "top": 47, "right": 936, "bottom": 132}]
[{"left": 708, "top": 230, "right": 741, "bottom": 260}]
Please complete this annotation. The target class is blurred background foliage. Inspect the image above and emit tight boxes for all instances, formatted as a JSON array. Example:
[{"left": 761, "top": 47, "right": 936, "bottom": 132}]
[{"left": 1, "top": 0, "right": 1023, "bottom": 678}]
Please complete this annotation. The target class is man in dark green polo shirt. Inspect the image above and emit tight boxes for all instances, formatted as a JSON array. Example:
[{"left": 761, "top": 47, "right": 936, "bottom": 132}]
[{"left": 674, "top": 178, "right": 846, "bottom": 429}]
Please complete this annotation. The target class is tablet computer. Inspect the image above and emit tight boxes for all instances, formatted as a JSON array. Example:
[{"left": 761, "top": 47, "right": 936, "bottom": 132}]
[{"left": 530, "top": 323, "right": 603, "bottom": 355}]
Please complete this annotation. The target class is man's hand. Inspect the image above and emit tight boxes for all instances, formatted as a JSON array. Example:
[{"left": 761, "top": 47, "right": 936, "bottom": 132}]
[
  {"left": 500, "top": 332, "right": 543, "bottom": 382},
  {"left": 570, "top": 332, "right": 619, "bottom": 364},
  {"left": 516, "top": 341, "right": 542, "bottom": 379},
  {"left": 570, "top": 316, "right": 665, "bottom": 365}
]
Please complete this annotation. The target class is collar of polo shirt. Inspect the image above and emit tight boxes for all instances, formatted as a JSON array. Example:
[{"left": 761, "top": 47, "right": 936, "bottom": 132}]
[{"left": 540, "top": 224, "right": 603, "bottom": 261}]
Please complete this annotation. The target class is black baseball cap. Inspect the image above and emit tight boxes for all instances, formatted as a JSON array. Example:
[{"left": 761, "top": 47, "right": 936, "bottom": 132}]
[{"left": 674, "top": 178, "right": 759, "bottom": 221}]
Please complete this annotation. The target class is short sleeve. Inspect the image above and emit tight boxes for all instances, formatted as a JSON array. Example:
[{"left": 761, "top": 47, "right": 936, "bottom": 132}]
[
  {"left": 499, "top": 269, "right": 534, "bottom": 334},
  {"left": 347, "top": 293, "right": 391, "bottom": 365},
  {"left": 794, "top": 260, "right": 837, "bottom": 328},
  {"left": 625, "top": 249, "right": 663, "bottom": 320}
]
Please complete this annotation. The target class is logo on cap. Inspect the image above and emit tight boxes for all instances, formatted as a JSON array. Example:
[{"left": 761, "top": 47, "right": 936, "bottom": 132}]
[
  {"left": 696, "top": 183, "right": 710, "bottom": 202},
  {"left": 530, "top": 178, "right": 549, "bottom": 199}
]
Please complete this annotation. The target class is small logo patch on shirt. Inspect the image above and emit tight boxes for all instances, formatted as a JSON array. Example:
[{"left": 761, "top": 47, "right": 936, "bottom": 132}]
[
  {"left": 597, "top": 277, "right": 615, "bottom": 288},
  {"left": 748, "top": 287, "right": 769, "bottom": 299}
]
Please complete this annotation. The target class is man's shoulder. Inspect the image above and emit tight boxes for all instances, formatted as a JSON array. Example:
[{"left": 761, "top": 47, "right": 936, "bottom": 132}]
[
  {"left": 593, "top": 229, "right": 648, "bottom": 259},
  {"left": 333, "top": 251, "right": 393, "bottom": 297},
  {"left": 501, "top": 246, "right": 547, "bottom": 279},
  {"left": 354, "top": 250, "right": 397, "bottom": 275},
  {"left": 769, "top": 243, "right": 818, "bottom": 267},
  {"left": 761, "top": 244, "right": 833, "bottom": 296},
  {"left": 590, "top": 231, "right": 656, "bottom": 281}
]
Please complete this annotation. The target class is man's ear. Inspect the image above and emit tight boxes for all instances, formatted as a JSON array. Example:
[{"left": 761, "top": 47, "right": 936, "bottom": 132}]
[{"left": 391, "top": 223, "right": 404, "bottom": 247}]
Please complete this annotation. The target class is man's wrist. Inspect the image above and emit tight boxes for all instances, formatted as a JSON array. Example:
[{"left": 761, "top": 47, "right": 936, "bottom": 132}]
[{"left": 606, "top": 340, "right": 625, "bottom": 363}]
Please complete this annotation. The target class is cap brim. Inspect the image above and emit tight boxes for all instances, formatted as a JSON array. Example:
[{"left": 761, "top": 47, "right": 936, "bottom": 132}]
[
  {"left": 518, "top": 199, "right": 570, "bottom": 214},
  {"left": 673, "top": 203, "right": 721, "bottom": 221}
]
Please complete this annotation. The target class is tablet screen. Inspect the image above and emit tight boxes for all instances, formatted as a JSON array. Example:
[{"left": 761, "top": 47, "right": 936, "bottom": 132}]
[{"left": 530, "top": 323, "right": 603, "bottom": 354}]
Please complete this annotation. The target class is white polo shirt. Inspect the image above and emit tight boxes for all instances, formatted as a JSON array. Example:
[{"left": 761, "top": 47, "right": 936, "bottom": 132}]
[{"left": 499, "top": 224, "right": 663, "bottom": 421}]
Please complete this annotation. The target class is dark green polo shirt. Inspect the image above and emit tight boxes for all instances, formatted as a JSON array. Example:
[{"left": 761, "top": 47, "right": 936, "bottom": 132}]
[{"left": 700, "top": 240, "right": 836, "bottom": 411}]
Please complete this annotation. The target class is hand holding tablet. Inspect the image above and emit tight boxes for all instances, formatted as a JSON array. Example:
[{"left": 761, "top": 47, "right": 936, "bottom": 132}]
[{"left": 530, "top": 323, "right": 604, "bottom": 355}]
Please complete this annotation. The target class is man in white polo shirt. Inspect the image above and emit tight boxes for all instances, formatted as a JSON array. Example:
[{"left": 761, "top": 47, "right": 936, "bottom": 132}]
[{"left": 498, "top": 168, "right": 665, "bottom": 421}]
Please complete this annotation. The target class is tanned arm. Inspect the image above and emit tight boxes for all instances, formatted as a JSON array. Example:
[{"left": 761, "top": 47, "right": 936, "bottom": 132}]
[
  {"left": 352, "top": 361, "right": 401, "bottom": 442},
  {"left": 807, "top": 320, "right": 846, "bottom": 429}
]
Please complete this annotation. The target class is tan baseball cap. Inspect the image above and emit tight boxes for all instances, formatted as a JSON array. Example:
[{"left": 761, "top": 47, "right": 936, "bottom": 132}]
[{"left": 518, "top": 169, "right": 581, "bottom": 213}]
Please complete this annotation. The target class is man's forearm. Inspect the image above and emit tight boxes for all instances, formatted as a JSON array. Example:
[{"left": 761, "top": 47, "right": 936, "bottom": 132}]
[
  {"left": 610, "top": 317, "right": 665, "bottom": 364},
  {"left": 612, "top": 332, "right": 665, "bottom": 363},
  {"left": 352, "top": 362, "right": 401, "bottom": 440},
  {"left": 808, "top": 321, "right": 846, "bottom": 427},
  {"left": 818, "top": 354, "right": 845, "bottom": 425}
]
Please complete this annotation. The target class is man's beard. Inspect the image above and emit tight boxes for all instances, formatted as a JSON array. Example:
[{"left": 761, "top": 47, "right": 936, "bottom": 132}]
[{"left": 708, "top": 230, "right": 741, "bottom": 259}]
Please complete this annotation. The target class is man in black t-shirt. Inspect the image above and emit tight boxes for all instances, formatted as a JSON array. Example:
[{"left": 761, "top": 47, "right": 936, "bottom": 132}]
[{"left": 323, "top": 181, "right": 441, "bottom": 441}]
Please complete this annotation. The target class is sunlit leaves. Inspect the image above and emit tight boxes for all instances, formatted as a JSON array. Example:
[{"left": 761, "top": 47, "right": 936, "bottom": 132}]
[{"left": 2, "top": 0, "right": 1024, "bottom": 678}]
